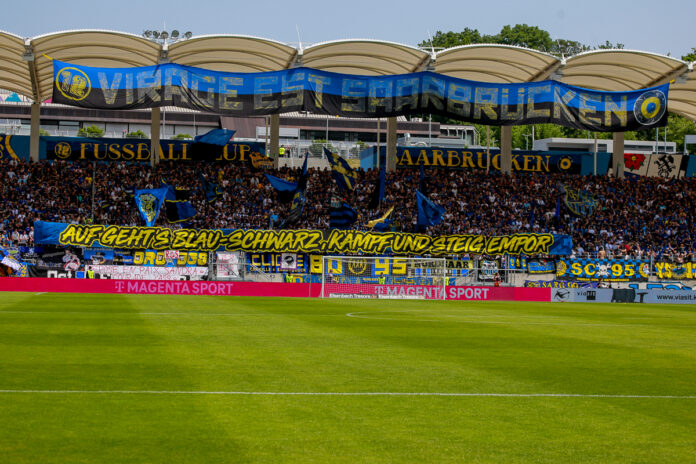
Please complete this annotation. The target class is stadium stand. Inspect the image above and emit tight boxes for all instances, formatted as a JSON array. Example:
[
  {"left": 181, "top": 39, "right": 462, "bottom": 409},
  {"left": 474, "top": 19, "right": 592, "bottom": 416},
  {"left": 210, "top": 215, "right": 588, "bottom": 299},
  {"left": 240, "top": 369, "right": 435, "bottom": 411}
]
[{"left": 0, "top": 157, "right": 694, "bottom": 261}]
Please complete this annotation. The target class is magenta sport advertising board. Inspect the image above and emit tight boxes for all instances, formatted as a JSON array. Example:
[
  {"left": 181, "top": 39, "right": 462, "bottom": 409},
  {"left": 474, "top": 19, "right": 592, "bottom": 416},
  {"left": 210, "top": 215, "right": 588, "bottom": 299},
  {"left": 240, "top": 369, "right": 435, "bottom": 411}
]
[{"left": 0, "top": 278, "right": 551, "bottom": 301}]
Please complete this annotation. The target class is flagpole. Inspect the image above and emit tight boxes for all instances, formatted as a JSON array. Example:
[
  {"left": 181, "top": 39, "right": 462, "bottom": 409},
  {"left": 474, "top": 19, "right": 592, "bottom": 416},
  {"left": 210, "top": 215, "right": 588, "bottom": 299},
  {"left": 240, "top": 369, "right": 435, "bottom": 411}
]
[
  {"left": 376, "top": 118, "right": 381, "bottom": 169},
  {"left": 377, "top": 118, "right": 382, "bottom": 210},
  {"left": 486, "top": 126, "right": 491, "bottom": 174},
  {"left": 593, "top": 132, "right": 598, "bottom": 176},
  {"left": 264, "top": 116, "right": 269, "bottom": 160},
  {"left": 91, "top": 160, "right": 96, "bottom": 222}
]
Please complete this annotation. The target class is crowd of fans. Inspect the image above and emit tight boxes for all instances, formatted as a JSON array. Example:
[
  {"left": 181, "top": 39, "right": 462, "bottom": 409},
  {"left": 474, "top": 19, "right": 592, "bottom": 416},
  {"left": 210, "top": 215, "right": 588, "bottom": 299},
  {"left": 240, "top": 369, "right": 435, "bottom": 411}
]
[{"left": 1, "top": 157, "right": 695, "bottom": 261}]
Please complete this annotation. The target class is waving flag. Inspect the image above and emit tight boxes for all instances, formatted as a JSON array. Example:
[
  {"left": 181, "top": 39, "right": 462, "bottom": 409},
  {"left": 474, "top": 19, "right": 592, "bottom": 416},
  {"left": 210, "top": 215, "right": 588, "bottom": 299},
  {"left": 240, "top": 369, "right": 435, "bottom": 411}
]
[
  {"left": 199, "top": 175, "right": 222, "bottom": 203},
  {"left": 161, "top": 183, "right": 197, "bottom": 223},
  {"left": 367, "top": 206, "right": 394, "bottom": 231},
  {"left": 265, "top": 174, "right": 299, "bottom": 203},
  {"left": 562, "top": 185, "right": 597, "bottom": 217},
  {"left": 416, "top": 191, "right": 445, "bottom": 227},
  {"left": 190, "top": 129, "right": 236, "bottom": 161},
  {"left": 265, "top": 153, "right": 308, "bottom": 203},
  {"left": 279, "top": 190, "right": 305, "bottom": 228},
  {"left": 329, "top": 197, "right": 358, "bottom": 229},
  {"left": 193, "top": 129, "right": 236, "bottom": 146},
  {"left": 324, "top": 147, "right": 356, "bottom": 191},
  {"left": 134, "top": 188, "right": 167, "bottom": 226}
]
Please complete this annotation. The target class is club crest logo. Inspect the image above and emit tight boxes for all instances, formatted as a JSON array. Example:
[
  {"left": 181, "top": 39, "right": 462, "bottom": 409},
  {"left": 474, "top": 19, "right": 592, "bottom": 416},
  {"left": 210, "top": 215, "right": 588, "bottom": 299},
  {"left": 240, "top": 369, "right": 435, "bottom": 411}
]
[
  {"left": 138, "top": 193, "right": 158, "bottom": 224},
  {"left": 54, "top": 141, "right": 72, "bottom": 159},
  {"left": 347, "top": 258, "right": 368, "bottom": 275},
  {"left": 557, "top": 156, "right": 573, "bottom": 171},
  {"left": 633, "top": 90, "right": 666, "bottom": 125},
  {"left": 56, "top": 67, "right": 91, "bottom": 101}
]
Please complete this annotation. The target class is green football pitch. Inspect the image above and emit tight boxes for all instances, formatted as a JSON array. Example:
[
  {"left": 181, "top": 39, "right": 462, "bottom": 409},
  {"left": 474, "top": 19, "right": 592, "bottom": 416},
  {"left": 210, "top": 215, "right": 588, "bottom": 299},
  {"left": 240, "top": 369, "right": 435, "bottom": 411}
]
[{"left": 0, "top": 292, "right": 694, "bottom": 463}]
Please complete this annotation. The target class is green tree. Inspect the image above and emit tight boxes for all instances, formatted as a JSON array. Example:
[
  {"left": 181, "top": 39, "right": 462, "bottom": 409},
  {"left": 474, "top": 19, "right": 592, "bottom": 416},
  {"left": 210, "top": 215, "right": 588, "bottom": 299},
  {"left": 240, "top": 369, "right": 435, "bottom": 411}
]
[
  {"left": 77, "top": 125, "right": 105, "bottom": 138},
  {"left": 682, "top": 48, "right": 696, "bottom": 62},
  {"left": 419, "top": 28, "right": 495, "bottom": 49},
  {"left": 663, "top": 114, "right": 696, "bottom": 151},
  {"left": 596, "top": 40, "right": 625, "bottom": 50},
  {"left": 511, "top": 124, "right": 566, "bottom": 149},
  {"left": 172, "top": 133, "right": 192, "bottom": 140},
  {"left": 39, "top": 129, "right": 50, "bottom": 136},
  {"left": 497, "top": 24, "right": 553, "bottom": 52},
  {"left": 125, "top": 129, "right": 147, "bottom": 139},
  {"left": 549, "top": 39, "right": 591, "bottom": 57}
]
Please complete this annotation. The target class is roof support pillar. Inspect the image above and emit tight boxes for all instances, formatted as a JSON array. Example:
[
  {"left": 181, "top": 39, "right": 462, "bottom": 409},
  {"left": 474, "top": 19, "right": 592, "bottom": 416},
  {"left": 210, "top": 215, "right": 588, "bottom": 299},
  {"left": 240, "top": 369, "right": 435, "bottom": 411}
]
[
  {"left": 500, "top": 125, "right": 512, "bottom": 175},
  {"left": 612, "top": 132, "right": 625, "bottom": 178},
  {"left": 151, "top": 107, "right": 161, "bottom": 168},
  {"left": 269, "top": 114, "right": 280, "bottom": 168},
  {"left": 386, "top": 117, "right": 397, "bottom": 172},
  {"left": 29, "top": 101, "right": 40, "bottom": 162}
]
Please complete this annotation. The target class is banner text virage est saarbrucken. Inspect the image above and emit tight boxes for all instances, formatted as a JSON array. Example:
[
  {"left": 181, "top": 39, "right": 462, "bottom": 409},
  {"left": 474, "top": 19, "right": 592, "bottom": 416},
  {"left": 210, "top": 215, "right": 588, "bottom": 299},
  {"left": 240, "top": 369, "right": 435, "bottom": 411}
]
[{"left": 52, "top": 60, "right": 669, "bottom": 132}]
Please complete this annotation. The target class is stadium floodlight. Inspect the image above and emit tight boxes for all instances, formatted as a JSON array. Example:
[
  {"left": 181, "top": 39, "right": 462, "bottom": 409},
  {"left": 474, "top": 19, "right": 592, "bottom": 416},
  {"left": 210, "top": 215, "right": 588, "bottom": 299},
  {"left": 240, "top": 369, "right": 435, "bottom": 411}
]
[{"left": 143, "top": 29, "right": 193, "bottom": 44}]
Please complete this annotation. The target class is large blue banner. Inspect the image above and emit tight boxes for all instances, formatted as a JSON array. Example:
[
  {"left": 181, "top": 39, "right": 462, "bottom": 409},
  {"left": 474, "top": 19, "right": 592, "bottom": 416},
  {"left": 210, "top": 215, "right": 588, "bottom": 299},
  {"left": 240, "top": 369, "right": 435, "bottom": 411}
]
[
  {"left": 52, "top": 60, "right": 669, "bottom": 132},
  {"left": 34, "top": 221, "right": 573, "bottom": 256}
]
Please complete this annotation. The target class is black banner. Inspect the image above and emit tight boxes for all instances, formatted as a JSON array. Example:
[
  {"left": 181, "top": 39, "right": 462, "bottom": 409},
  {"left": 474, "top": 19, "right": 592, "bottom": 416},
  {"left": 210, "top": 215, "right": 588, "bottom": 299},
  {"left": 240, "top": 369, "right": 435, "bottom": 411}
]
[
  {"left": 35, "top": 222, "right": 572, "bottom": 256},
  {"left": 45, "top": 136, "right": 266, "bottom": 163}
]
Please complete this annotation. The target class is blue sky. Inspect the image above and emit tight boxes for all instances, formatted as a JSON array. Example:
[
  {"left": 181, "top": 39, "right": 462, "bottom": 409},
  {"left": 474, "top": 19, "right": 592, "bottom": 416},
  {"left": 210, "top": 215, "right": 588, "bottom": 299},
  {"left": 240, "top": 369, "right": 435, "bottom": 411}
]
[{"left": 2, "top": 0, "right": 694, "bottom": 60}]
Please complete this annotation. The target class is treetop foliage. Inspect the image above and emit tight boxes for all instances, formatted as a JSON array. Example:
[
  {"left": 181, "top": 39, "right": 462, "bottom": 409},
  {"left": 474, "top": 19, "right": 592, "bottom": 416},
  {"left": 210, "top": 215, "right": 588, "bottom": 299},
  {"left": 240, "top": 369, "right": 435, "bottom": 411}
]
[{"left": 418, "top": 25, "right": 695, "bottom": 149}]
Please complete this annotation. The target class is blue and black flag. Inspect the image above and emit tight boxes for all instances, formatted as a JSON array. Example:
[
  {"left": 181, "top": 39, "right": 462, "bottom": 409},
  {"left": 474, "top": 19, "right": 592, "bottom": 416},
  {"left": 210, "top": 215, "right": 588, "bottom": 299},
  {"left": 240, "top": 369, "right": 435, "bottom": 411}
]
[
  {"left": 162, "top": 182, "right": 197, "bottom": 223},
  {"left": 193, "top": 129, "right": 236, "bottom": 146},
  {"left": 134, "top": 187, "right": 167, "bottom": 226},
  {"left": 199, "top": 175, "right": 222, "bottom": 203},
  {"left": 562, "top": 185, "right": 597, "bottom": 217},
  {"left": 265, "top": 174, "right": 299, "bottom": 203},
  {"left": 329, "top": 197, "right": 358, "bottom": 229},
  {"left": 279, "top": 190, "right": 305, "bottom": 228},
  {"left": 297, "top": 152, "right": 309, "bottom": 192},
  {"left": 190, "top": 129, "right": 236, "bottom": 161},
  {"left": 324, "top": 147, "right": 356, "bottom": 191},
  {"left": 416, "top": 190, "right": 445, "bottom": 227},
  {"left": 265, "top": 153, "right": 309, "bottom": 203}
]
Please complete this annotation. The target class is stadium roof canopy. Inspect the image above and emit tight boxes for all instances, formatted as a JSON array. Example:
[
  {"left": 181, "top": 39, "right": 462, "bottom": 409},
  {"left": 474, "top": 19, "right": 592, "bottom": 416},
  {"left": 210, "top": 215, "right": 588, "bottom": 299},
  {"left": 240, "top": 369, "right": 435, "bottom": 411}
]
[{"left": 1, "top": 30, "right": 694, "bottom": 121}]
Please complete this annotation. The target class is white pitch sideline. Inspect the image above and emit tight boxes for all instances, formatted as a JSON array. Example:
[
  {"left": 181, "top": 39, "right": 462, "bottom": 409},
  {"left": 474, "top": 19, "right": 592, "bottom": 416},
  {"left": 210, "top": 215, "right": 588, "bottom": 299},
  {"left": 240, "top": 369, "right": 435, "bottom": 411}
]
[{"left": 0, "top": 390, "right": 693, "bottom": 399}]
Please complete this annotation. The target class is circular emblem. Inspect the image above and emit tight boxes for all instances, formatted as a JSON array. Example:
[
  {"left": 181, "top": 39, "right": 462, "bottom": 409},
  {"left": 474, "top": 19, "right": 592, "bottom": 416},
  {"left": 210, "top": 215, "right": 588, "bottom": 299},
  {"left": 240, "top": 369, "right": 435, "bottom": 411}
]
[
  {"left": 347, "top": 258, "right": 368, "bottom": 275},
  {"left": 639, "top": 263, "right": 651, "bottom": 278},
  {"left": 55, "top": 67, "right": 91, "bottom": 101},
  {"left": 557, "top": 156, "right": 573, "bottom": 171},
  {"left": 54, "top": 141, "right": 72, "bottom": 159},
  {"left": 556, "top": 260, "right": 567, "bottom": 277},
  {"left": 633, "top": 90, "right": 666, "bottom": 126}
]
